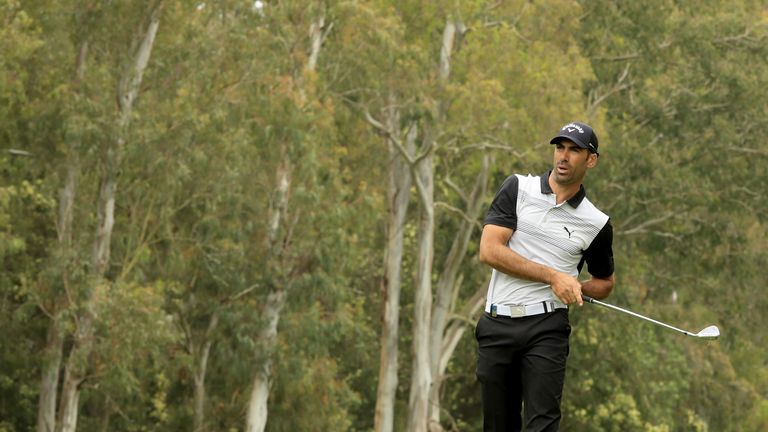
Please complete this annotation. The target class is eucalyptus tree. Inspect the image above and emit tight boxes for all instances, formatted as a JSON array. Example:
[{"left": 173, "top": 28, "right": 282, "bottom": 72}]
[
  {"left": 321, "top": 3, "right": 420, "bottom": 430},
  {"left": 1, "top": 0, "right": 764, "bottom": 430},
  {"left": 422, "top": 1, "right": 609, "bottom": 428},
  {"left": 0, "top": 5, "right": 52, "bottom": 427},
  {"left": 566, "top": 0, "right": 768, "bottom": 429},
  {"left": 340, "top": 4, "right": 463, "bottom": 428},
  {"left": 58, "top": 5, "right": 161, "bottom": 431},
  {"left": 131, "top": 3, "right": 273, "bottom": 429},
  {"left": 0, "top": 2, "right": 96, "bottom": 429},
  {"left": 0, "top": 1, "right": 169, "bottom": 430},
  {"left": 230, "top": 2, "right": 336, "bottom": 430},
  {"left": 334, "top": 1, "right": 604, "bottom": 429},
  {"left": 109, "top": 1, "right": 344, "bottom": 429}
]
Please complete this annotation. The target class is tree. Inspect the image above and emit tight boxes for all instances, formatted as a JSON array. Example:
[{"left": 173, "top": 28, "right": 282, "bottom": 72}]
[
  {"left": 9, "top": 1, "right": 166, "bottom": 430},
  {"left": 568, "top": 0, "right": 768, "bottom": 429},
  {"left": 240, "top": 3, "right": 332, "bottom": 431},
  {"left": 57, "top": 4, "right": 161, "bottom": 430},
  {"left": 0, "top": 0, "right": 766, "bottom": 430}
]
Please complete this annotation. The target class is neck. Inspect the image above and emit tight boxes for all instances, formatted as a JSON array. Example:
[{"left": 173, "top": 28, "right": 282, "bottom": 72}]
[{"left": 548, "top": 173, "right": 581, "bottom": 205}]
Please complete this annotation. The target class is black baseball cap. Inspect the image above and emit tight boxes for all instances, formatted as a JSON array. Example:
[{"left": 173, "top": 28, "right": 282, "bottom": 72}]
[{"left": 549, "top": 122, "right": 599, "bottom": 155}]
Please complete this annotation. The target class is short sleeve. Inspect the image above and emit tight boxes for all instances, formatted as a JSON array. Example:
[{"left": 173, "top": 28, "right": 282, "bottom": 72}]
[
  {"left": 579, "top": 219, "right": 614, "bottom": 277},
  {"left": 484, "top": 175, "right": 519, "bottom": 230}
]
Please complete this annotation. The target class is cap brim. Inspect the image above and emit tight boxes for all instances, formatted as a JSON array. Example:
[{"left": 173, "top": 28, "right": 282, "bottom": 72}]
[{"left": 550, "top": 135, "right": 589, "bottom": 149}]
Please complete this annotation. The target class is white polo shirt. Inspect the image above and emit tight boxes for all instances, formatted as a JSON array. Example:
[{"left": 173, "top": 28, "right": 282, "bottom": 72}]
[{"left": 484, "top": 172, "right": 614, "bottom": 307}]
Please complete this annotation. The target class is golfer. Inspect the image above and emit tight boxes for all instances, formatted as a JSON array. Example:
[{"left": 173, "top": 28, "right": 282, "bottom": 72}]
[{"left": 476, "top": 121, "right": 615, "bottom": 431}]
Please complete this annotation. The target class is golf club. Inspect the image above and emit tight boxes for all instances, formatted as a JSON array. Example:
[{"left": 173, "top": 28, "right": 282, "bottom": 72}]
[{"left": 582, "top": 295, "right": 720, "bottom": 339}]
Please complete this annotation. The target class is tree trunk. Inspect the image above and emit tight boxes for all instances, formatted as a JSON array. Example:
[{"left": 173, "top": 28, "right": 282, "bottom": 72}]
[
  {"left": 56, "top": 8, "right": 161, "bottom": 432},
  {"left": 40, "top": 138, "right": 80, "bottom": 432},
  {"left": 437, "top": 20, "right": 457, "bottom": 82},
  {"left": 307, "top": 15, "right": 325, "bottom": 72},
  {"left": 193, "top": 313, "right": 219, "bottom": 432},
  {"left": 408, "top": 18, "right": 461, "bottom": 432},
  {"left": 56, "top": 386, "right": 79, "bottom": 432},
  {"left": 406, "top": 134, "right": 435, "bottom": 432},
  {"left": 374, "top": 112, "right": 416, "bottom": 432},
  {"left": 245, "top": 12, "right": 326, "bottom": 430},
  {"left": 245, "top": 289, "right": 286, "bottom": 432},
  {"left": 428, "top": 155, "right": 490, "bottom": 431},
  {"left": 56, "top": 313, "right": 94, "bottom": 432},
  {"left": 440, "top": 286, "right": 486, "bottom": 377},
  {"left": 267, "top": 155, "right": 292, "bottom": 247},
  {"left": 37, "top": 319, "right": 64, "bottom": 432},
  {"left": 246, "top": 131, "right": 293, "bottom": 431},
  {"left": 98, "top": 397, "right": 112, "bottom": 432},
  {"left": 37, "top": 40, "right": 88, "bottom": 432}
]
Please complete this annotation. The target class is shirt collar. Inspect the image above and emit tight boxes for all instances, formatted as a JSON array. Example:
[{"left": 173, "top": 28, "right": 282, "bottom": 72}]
[{"left": 539, "top": 171, "right": 587, "bottom": 208}]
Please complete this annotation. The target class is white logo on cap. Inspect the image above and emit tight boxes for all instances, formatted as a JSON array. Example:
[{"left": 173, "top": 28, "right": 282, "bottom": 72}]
[{"left": 563, "top": 123, "right": 584, "bottom": 134}]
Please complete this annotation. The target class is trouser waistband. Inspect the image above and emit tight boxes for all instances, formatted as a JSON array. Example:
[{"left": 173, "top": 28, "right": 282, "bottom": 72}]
[{"left": 485, "top": 301, "right": 567, "bottom": 318}]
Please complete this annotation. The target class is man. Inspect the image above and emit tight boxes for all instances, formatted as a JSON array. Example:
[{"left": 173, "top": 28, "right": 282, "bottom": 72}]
[{"left": 476, "top": 121, "right": 615, "bottom": 431}]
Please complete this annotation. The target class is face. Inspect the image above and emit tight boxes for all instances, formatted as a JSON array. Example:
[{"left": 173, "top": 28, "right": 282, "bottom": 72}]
[{"left": 551, "top": 139, "right": 597, "bottom": 186}]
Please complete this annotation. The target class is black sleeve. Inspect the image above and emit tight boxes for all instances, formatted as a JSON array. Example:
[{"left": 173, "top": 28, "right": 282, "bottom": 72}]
[
  {"left": 579, "top": 219, "right": 614, "bottom": 278},
  {"left": 483, "top": 175, "right": 519, "bottom": 230}
]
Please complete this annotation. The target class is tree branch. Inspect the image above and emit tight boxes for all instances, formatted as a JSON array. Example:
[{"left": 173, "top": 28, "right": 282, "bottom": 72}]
[
  {"left": 434, "top": 202, "right": 483, "bottom": 231},
  {"left": 443, "top": 176, "right": 467, "bottom": 204},
  {"left": 588, "top": 62, "right": 631, "bottom": 116},
  {"left": 617, "top": 211, "right": 675, "bottom": 236}
]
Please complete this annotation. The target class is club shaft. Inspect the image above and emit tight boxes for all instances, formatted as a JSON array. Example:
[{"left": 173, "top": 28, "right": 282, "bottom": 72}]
[{"left": 582, "top": 295, "right": 694, "bottom": 336}]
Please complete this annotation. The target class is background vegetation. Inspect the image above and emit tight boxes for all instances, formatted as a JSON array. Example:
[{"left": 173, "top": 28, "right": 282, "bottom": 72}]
[{"left": 1, "top": 0, "right": 766, "bottom": 431}]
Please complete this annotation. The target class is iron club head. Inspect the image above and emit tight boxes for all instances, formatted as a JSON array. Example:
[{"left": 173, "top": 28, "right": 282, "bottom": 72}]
[{"left": 694, "top": 325, "right": 720, "bottom": 339}]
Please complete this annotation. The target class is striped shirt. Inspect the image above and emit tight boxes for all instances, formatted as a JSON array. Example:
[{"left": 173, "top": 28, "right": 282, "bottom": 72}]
[{"left": 484, "top": 172, "right": 614, "bottom": 307}]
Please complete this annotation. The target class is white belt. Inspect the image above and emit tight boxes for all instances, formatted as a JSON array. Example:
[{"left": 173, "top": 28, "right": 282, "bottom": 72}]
[{"left": 486, "top": 301, "right": 567, "bottom": 318}]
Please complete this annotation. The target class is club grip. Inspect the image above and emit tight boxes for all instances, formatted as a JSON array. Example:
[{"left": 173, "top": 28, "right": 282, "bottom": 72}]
[{"left": 582, "top": 295, "right": 595, "bottom": 303}]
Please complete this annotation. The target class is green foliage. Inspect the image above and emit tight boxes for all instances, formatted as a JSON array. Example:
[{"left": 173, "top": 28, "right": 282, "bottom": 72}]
[
  {"left": 573, "top": 2, "right": 768, "bottom": 430},
  {"left": 564, "top": 312, "right": 691, "bottom": 431},
  {"left": 0, "top": 0, "right": 767, "bottom": 430},
  {"left": 268, "top": 300, "right": 376, "bottom": 432}
]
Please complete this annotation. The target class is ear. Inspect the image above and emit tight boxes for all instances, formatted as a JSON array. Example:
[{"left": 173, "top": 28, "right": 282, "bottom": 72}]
[{"left": 587, "top": 153, "right": 598, "bottom": 168}]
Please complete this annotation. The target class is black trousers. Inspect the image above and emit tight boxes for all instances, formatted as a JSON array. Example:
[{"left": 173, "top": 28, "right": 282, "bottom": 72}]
[{"left": 475, "top": 309, "right": 571, "bottom": 432}]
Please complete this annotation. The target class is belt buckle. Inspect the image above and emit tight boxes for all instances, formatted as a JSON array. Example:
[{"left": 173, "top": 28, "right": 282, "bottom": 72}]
[{"left": 509, "top": 305, "right": 526, "bottom": 317}]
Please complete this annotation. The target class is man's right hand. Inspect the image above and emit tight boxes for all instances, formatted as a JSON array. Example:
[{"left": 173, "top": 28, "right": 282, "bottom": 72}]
[{"left": 549, "top": 271, "right": 583, "bottom": 306}]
